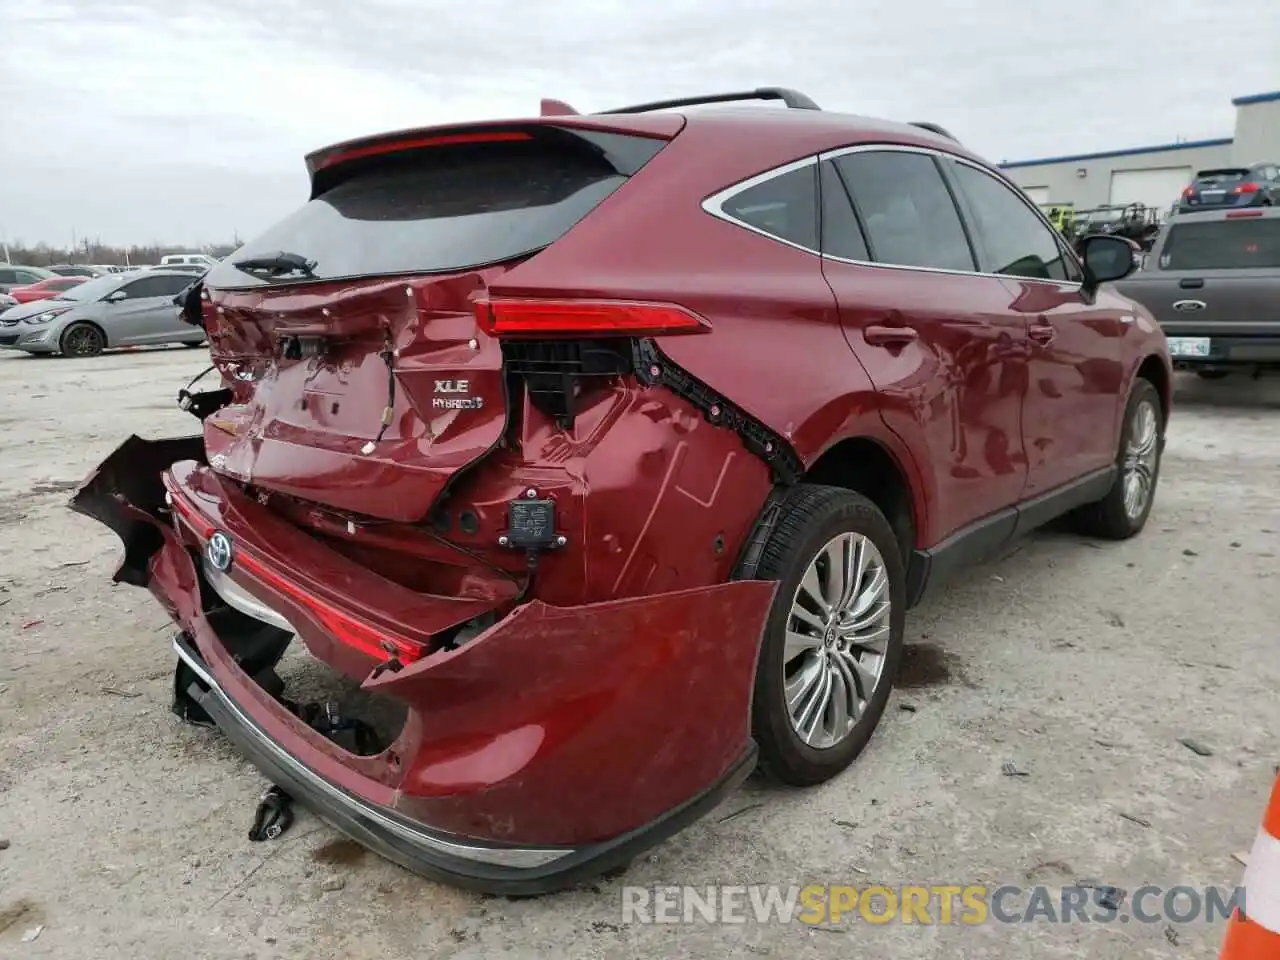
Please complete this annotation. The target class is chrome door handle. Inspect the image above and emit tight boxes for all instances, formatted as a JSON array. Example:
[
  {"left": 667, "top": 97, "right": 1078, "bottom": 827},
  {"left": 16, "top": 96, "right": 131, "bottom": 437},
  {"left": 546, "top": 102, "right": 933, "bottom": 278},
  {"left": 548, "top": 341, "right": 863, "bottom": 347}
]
[
  {"left": 864, "top": 325, "right": 918, "bottom": 346},
  {"left": 1029, "top": 323, "right": 1055, "bottom": 345},
  {"left": 1172, "top": 300, "right": 1207, "bottom": 312}
]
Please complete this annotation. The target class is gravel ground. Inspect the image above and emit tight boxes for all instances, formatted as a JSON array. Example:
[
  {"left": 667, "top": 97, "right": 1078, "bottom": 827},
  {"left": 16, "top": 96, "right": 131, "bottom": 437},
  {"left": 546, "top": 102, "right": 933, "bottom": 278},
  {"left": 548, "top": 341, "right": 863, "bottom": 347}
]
[{"left": 1, "top": 347, "right": 1277, "bottom": 960}]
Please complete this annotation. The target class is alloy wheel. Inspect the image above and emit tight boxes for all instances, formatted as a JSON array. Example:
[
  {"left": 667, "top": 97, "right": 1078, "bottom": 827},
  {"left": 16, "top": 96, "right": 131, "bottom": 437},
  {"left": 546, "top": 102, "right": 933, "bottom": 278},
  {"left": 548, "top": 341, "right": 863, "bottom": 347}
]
[
  {"left": 783, "top": 532, "right": 891, "bottom": 749},
  {"left": 63, "top": 325, "right": 103, "bottom": 357},
  {"left": 1122, "top": 398, "right": 1159, "bottom": 520}
]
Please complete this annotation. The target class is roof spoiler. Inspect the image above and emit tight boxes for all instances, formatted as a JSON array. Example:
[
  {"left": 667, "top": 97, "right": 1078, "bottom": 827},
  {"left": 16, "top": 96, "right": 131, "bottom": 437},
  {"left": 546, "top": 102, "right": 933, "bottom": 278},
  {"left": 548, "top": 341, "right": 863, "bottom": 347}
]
[
  {"left": 598, "top": 87, "right": 821, "bottom": 114},
  {"left": 540, "top": 98, "right": 580, "bottom": 117},
  {"left": 908, "top": 121, "right": 959, "bottom": 142}
]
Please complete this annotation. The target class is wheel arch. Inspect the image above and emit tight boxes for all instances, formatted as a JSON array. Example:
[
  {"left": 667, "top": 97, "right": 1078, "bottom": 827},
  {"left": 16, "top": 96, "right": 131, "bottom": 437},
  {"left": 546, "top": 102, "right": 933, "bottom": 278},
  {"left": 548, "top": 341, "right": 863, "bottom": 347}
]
[
  {"left": 802, "top": 433, "right": 922, "bottom": 563},
  {"left": 1135, "top": 353, "right": 1171, "bottom": 427}
]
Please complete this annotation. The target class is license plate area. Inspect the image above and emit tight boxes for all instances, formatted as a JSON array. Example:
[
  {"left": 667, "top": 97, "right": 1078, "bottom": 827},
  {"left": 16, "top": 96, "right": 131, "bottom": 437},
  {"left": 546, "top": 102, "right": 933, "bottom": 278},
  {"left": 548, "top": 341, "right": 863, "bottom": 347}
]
[
  {"left": 1167, "top": 337, "right": 1211, "bottom": 358},
  {"left": 1200, "top": 190, "right": 1225, "bottom": 201}
]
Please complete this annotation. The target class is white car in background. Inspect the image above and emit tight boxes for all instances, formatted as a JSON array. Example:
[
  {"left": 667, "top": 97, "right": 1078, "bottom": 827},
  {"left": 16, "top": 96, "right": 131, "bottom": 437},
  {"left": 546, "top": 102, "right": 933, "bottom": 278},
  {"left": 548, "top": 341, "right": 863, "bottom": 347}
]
[{"left": 160, "top": 253, "right": 218, "bottom": 269}]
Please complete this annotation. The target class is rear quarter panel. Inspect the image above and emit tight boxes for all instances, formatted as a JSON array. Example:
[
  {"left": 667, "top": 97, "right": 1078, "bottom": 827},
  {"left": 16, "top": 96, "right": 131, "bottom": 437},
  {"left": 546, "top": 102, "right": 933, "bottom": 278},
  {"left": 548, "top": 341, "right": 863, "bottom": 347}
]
[{"left": 491, "top": 117, "right": 933, "bottom": 547}]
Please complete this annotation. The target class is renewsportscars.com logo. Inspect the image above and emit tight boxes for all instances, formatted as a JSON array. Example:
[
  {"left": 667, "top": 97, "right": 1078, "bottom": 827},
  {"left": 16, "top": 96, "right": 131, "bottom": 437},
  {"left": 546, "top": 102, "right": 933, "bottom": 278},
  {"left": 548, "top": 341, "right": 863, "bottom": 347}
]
[{"left": 620, "top": 884, "right": 1245, "bottom": 926}]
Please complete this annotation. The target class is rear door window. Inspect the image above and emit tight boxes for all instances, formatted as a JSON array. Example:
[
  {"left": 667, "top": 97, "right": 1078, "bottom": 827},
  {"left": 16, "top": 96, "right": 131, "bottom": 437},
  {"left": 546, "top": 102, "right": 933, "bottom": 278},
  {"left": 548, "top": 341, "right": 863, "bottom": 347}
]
[
  {"left": 834, "top": 150, "right": 975, "bottom": 272},
  {"left": 818, "top": 161, "right": 870, "bottom": 261},
  {"left": 948, "top": 161, "right": 1078, "bottom": 282},
  {"left": 719, "top": 164, "right": 819, "bottom": 250},
  {"left": 1158, "top": 219, "right": 1280, "bottom": 270},
  {"left": 206, "top": 132, "right": 666, "bottom": 289}
]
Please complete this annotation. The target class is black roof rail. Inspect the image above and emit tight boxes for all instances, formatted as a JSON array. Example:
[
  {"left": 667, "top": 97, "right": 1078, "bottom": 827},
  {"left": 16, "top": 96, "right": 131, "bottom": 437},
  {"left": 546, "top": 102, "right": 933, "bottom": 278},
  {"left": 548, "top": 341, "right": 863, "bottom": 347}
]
[
  {"left": 909, "top": 121, "right": 959, "bottom": 142},
  {"left": 599, "top": 87, "right": 821, "bottom": 115}
]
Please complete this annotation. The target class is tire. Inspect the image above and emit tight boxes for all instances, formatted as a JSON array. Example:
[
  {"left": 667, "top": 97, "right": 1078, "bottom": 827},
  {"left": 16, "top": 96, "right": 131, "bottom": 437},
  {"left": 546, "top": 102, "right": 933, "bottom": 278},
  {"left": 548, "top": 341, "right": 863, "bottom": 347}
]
[
  {"left": 1070, "top": 378, "right": 1163, "bottom": 540},
  {"left": 1196, "top": 369, "right": 1230, "bottom": 381},
  {"left": 182, "top": 339, "right": 207, "bottom": 349},
  {"left": 59, "top": 322, "right": 105, "bottom": 358},
  {"left": 749, "top": 484, "right": 906, "bottom": 786}
]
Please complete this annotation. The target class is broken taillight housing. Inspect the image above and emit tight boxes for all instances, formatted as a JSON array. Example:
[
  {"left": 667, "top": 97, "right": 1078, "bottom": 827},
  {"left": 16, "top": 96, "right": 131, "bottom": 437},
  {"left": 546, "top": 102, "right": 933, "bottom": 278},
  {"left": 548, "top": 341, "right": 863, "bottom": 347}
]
[{"left": 473, "top": 297, "right": 710, "bottom": 339}]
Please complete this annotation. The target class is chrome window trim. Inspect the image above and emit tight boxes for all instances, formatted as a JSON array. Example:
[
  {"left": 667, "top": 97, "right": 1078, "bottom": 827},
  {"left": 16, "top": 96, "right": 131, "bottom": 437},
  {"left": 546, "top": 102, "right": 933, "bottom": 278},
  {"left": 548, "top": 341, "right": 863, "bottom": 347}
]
[
  {"left": 700, "top": 155, "right": 820, "bottom": 256},
  {"left": 702, "top": 142, "right": 1084, "bottom": 289}
]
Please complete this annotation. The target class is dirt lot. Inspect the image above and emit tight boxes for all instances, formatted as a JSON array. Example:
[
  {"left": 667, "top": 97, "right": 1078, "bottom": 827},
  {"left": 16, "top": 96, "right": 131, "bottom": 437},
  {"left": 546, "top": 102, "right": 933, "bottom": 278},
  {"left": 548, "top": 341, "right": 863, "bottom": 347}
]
[{"left": 1, "top": 347, "right": 1277, "bottom": 959}]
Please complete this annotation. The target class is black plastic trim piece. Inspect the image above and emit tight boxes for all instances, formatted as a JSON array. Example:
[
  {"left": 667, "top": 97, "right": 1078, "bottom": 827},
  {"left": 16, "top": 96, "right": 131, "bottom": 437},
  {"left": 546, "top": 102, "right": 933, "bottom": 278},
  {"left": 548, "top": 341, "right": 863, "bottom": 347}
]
[
  {"left": 1012, "top": 465, "right": 1115, "bottom": 539},
  {"left": 632, "top": 339, "right": 803, "bottom": 484},
  {"left": 67, "top": 434, "right": 206, "bottom": 587},
  {"left": 601, "top": 87, "right": 820, "bottom": 114},
  {"left": 731, "top": 487, "right": 789, "bottom": 580},
  {"left": 178, "top": 387, "right": 233, "bottom": 421},
  {"left": 905, "top": 465, "right": 1116, "bottom": 607}
]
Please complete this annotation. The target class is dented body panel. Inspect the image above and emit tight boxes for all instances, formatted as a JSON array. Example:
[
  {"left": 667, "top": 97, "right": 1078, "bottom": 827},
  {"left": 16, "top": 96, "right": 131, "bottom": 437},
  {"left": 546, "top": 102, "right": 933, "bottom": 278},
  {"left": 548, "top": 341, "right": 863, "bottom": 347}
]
[{"left": 72, "top": 439, "right": 773, "bottom": 888}]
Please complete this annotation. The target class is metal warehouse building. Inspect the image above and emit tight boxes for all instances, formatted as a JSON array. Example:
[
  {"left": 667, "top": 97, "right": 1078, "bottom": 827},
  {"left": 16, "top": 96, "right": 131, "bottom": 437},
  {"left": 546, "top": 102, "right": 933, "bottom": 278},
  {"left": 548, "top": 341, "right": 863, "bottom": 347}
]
[{"left": 1001, "top": 90, "right": 1280, "bottom": 213}]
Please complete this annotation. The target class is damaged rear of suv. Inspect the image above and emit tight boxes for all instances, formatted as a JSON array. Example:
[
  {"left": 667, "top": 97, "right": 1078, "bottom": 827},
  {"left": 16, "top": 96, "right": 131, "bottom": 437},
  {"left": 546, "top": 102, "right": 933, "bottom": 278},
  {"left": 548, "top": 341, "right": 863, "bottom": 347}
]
[
  {"left": 75, "top": 104, "right": 791, "bottom": 893},
  {"left": 72, "top": 88, "right": 1168, "bottom": 894}
]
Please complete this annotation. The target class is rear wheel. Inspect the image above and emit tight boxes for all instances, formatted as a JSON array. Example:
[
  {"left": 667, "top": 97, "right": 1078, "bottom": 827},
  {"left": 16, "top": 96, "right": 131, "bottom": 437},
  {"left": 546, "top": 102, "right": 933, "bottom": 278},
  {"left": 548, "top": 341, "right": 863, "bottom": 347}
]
[
  {"left": 1070, "top": 379, "right": 1163, "bottom": 539},
  {"left": 182, "top": 340, "right": 207, "bottom": 349},
  {"left": 60, "top": 322, "right": 105, "bottom": 358},
  {"left": 749, "top": 485, "right": 906, "bottom": 786}
]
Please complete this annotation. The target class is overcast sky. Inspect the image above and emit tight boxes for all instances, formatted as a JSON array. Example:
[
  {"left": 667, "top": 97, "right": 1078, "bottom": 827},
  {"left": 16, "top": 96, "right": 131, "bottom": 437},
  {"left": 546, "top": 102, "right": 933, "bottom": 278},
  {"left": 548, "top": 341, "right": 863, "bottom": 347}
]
[{"left": 1, "top": 0, "right": 1276, "bottom": 248}]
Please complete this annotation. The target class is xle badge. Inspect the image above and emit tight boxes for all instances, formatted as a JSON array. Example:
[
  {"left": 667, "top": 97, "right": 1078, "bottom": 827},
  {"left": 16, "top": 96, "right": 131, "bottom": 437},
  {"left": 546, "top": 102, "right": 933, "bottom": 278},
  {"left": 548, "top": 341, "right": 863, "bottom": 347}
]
[
  {"left": 206, "top": 531, "right": 234, "bottom": 572},
  {"left": 432, "top": 378, "right": 484, "bottom": 411}
]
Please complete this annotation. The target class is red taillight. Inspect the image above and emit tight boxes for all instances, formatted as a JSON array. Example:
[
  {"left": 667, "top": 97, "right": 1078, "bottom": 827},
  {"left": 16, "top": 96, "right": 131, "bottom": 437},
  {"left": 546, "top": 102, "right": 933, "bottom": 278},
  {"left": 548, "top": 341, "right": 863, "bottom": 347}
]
[
  {"left": 233, "top": 549, "right": 425, "bottom": 664},
  {"left": 167, "top": 479, "right": 425, "bottom": 664},
  {"left": 473, "top": 297, "right": 711, "bottom": 339},
  {"left": 1226, "top": 209, "right": 1265, "bottom": 219},
  {"left": 1182, "top": 186, "right": 1194, "bottom": 198},
  {"left": 1233, "top": 182, "right": 1261, "bottom": 195},
  {"left": 314, "top": 131, "right": 533, "bottom": 172}
]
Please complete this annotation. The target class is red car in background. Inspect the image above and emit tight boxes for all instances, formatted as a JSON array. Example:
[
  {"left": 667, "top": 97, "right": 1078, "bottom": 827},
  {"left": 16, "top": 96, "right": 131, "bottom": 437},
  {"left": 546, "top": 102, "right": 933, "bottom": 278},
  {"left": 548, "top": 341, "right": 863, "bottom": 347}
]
[{"left": 10, "top": 275, "right": 88, "bottom": 303}]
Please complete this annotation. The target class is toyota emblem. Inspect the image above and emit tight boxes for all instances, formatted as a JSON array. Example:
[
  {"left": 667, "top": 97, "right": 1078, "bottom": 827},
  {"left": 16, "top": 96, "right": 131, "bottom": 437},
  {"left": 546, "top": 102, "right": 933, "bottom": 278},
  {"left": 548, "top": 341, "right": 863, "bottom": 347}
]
[{"left": 206, "top": 531, "right": 234, "bottom": 572}]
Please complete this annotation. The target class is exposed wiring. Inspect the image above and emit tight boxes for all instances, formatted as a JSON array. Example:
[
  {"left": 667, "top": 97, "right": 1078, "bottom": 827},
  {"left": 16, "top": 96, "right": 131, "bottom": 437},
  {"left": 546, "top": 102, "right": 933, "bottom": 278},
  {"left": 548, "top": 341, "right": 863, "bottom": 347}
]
[
  {"left": 184, "top": 364, "right": 216, "bottom": 392},
  {"left": 372, "top": 336, "right": 396, "bottom": 445},
  {"left": 420, "top": 526, "right": 523, "bottom": 586}
]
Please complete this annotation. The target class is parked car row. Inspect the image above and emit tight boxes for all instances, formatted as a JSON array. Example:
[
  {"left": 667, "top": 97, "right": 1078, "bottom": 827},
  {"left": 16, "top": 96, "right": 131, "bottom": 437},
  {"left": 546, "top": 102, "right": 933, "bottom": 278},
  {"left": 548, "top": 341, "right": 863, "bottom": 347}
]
[
  {"left": 0, "top": 269, "right": 207, "bottom": 356},
  {"left": 0, "top": 253, "right": 219, "bottom": 293}
]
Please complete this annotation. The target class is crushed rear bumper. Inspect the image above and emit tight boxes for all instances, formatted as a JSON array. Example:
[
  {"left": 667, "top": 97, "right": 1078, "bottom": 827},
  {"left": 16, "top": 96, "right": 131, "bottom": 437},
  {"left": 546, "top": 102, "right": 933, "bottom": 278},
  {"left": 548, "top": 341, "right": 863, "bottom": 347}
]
[
  {"left": 173, "top": 632, "right": 756, "bottom": 893},
  {"left": 71, "top": 435, "right": 775, "bottom": 894}
]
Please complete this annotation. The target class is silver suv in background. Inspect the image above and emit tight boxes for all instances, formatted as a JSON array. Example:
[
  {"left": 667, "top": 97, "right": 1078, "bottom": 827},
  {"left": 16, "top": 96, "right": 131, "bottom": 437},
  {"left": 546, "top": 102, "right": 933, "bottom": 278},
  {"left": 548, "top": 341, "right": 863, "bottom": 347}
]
[
  {"left": 1113, "top": 207, "right": 1280, "bottom": 378},
  {"left": 0, "top": 270, "right": 205, "bottom": 357}
]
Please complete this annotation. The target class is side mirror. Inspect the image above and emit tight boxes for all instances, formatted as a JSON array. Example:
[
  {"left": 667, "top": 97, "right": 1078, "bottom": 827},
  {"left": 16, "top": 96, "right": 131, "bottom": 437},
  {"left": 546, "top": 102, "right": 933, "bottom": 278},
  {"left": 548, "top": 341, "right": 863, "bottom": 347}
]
[
  {"left": 1079, "top": 234, "right": 1138, "bottom": 295},
  {"left": 104, "top": 289, "right": 129, "bottom": 303}
]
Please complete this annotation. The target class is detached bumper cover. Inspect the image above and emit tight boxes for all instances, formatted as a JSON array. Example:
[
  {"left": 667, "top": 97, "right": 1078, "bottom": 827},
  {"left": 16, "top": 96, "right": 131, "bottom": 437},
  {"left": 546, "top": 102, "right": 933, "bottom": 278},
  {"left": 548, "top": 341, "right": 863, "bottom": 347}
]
[
  {"left": 71, "top": 436, "right": 776, "bottom": 894},
  {"left": 175, "top": 631, "right": 756, "bottom": 892}
]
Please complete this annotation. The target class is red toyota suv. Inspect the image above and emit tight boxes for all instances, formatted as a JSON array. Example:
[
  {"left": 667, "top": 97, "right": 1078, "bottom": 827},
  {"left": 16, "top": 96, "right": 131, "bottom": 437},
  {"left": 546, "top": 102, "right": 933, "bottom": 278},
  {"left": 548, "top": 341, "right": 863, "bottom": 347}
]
[{"left": 74, "top": 88, "right": 1171, "bottom": 893}]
